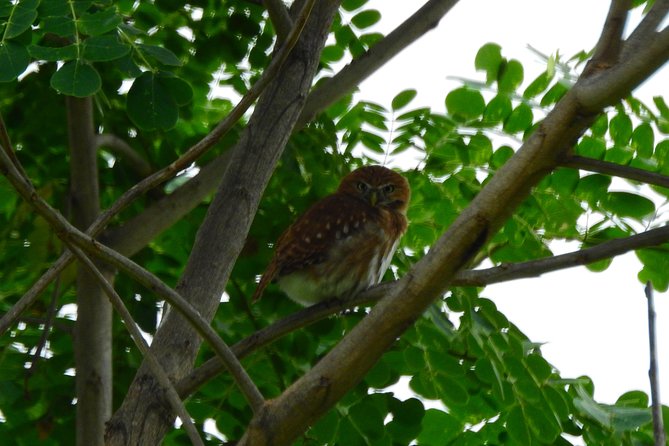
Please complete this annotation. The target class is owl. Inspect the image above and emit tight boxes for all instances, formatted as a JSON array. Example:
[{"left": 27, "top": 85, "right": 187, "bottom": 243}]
[{"left": 252, "top": 165, "right": 410, "bottom": 306}]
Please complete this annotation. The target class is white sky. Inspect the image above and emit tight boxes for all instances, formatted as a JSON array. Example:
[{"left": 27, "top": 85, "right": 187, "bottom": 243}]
[{"left": 359, "top": 0, "right": 669, "bottom": 404}]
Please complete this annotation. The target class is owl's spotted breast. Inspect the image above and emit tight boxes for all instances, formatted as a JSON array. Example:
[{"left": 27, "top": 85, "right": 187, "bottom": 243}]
[{"left": 252, "top": 166, "right": 410, "bottom": 306}]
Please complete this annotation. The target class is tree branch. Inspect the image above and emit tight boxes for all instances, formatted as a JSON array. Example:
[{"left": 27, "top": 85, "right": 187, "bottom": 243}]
[
  {"left": 106, "top": 1, "right": 338, "bottom": 443},
  {"left": 561, "top": 155, "right": 669, "bottom": 189},
  {"left": 583, "top": 0, "right": 630, "bottom": 76},
  {"left": 263, "top": 0, "right": 293, "bottom": 42},
  {"left": 96, "top": 133, "right": 153, "bottom": 178},
  {"left": 296, "top": 0, "right": 460, "bottom": 128},
  {"left": 66, "top": 96, "right": 111, "bottom": 446},
  {"left": 0, "top": 0, "right": 313, "bottom": 338},
  {"left": 176, "top": 224, "right": 669, "bottom": 397},
  {"left": 0, "top": 132, "right": 265, "bottom": 415},
  {"left": 644, "top": 282, "right": 666, "bottom": 446},
  {"left": 239, "top": 7, "right": 669, "bottom": 443},
  {"left": 66, "top": 242, "right": 205, "bottom": 446}
]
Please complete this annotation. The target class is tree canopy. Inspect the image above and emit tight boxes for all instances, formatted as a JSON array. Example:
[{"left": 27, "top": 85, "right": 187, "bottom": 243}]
[{"left": 0, "top": 0, "right": 668, "bottom": 445}]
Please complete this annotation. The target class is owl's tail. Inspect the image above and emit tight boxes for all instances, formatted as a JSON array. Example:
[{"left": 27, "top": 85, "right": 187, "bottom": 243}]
[{"left": 251, "top": 259, "right": 277, "bottom": 303}]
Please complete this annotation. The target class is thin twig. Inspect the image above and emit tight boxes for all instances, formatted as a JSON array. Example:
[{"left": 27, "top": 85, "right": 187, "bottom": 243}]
[
  {"left": 0, "top": 0, "right": 316, "bottom": 336},
  {"left": 24, "top": 274, "right": 61, "bottom": 385},
  {"left": 644, "top": 282, "right": 666, "bottom": 446},
  {"left": 0, "top": 132, "right": 265, "bottom": 413},
  {"left": 176, "top": 225, "right": 669, "bottom": 396},
  {"left": 67, "top": 242, "right": 205, "bottom": 446},
  {"left": 562, "top": 155, "right": 669, "bottom": 189}
]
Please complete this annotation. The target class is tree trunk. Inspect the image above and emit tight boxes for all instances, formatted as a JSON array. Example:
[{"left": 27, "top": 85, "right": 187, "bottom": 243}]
[
  {"left": 104, "top": 2, "right": 341, "bottom": 444},
  {"left": 67, "top": 97, "right": 112, "bottom": 446}
]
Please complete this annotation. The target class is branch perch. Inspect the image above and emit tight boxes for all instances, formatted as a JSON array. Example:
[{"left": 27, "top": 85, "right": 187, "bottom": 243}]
[
  {"left": 562, "top": 155, "right": 669, "bottom": 189},
  {"left": 0, "top": 130, "right": 265, "bottom": 414},
  {"left": 67, "top": 242, "right": 205, "bottom": 446},
  {"left": 176, "top": 224, "right": 669, "bottom": 397}
]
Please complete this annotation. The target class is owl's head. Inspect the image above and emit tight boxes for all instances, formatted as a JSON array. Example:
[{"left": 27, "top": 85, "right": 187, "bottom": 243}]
[{"left": 338, "top": 165, "right": 410, "bottom": 214}]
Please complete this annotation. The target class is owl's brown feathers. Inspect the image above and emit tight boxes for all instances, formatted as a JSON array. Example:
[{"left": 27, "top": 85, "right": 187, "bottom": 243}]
[{"left": 253, "top": 165, "right": 410, "bottom": 306}]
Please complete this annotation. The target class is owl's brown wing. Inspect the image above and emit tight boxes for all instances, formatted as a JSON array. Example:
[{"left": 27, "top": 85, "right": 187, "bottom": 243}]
[
  {"left": 275, "top": 193, "right": 376, "bottom": 275},
  {"left": 252, "top": 193, "right": 375, "bottom": 302}
]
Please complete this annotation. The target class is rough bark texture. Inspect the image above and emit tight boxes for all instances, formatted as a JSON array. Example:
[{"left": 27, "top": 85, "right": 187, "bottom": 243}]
[
  {"left": 104, "top": 2, "right": 340, "bottom": 444},
  {"left": 67, "top": 97, "right": 112, "bottom": 446}
]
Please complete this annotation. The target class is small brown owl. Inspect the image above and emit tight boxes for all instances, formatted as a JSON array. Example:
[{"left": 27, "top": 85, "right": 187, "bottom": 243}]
[{"left": 252, "top": 165, "right": 410, "bottom": 306}]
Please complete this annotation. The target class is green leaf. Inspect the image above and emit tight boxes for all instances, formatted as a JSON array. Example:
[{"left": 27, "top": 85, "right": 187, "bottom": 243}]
[
  {"left": 78, "top": 8, "right": 122, "bottom": 36},
  {"left": 320, "top": 44, "right": 344, "bottom": 63},
  {"left": 50, "top": 60, "right": 101, "bottom": 96},
  {"left": 523, "top": 71, "right": 552, "bottom": 99},
  {"left": 576, "top": 135, "right": 605, "bottom": 159},
  {"left": 601, "top": 191, "right": 655, "bottom": 221},
  {"left": 3, "top": 0, "right": 39, "bottom": 39},
  {"left": 138, "top": 43, "right": 182, "bottom": 66},
  {"left": 498, "top": 59, "right": 523, "bottom": 93},
  {"left": 609, "top": 112, "right": 633, "bottom": 146},
  {"left": 445, "top": 87, "right": 485, "bottom": 121},
  {"left": 391, "top": 89, "right": 417, "bottom": 111},
  {"left": 637, "top": 248, "right": 669, "bottom": 292},
  {"left": 157, "top": 73, "right": 193, "bottom": 106},
  {"left": 126, "top": 71, "right": 179, "bottom": 130},
  {"left": 616, "top": 390, "right": 649, "bottom": 408},
  {"left": 40, "top": 15, "right": 77, "bottom": 37},
  {"left": 540, "top": 81, "right": 569, "bottom": 106},
  {"left": 350, "top": 9, "right": 381, "bottom": 29},
  {"left": 28, "top": 43, "right": 78, "bottom": 61},
  {"left": 631, "top": 122, "right": 654, "bottom": 158},
  {"left": 0, "top": 40, "right": 30, "bottom": 81},
  {"left": 342, "top": 0, "right": 368, "bottom": 11},
  {"left": 507, "top": 405, "right": 531, "bottom": 444},
  {"left": 503, "top": 103, "right": 533, "bottom": 134},
  {"left": 417, "top": 409, "right": 461, "bottom": 445},
  {"left": 82, "top": 35, "right": 130, "bottom": 62},
  {"left": 475, "top": 42, "right": 502, "bottom": 85},
  {"left": 483, "top": 94, "right": 512, "bottom": 123}
]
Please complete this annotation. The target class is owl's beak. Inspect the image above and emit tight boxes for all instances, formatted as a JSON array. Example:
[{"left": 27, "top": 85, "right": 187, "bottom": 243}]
[{"left": 369, "top": 189, "right": 378, "bottom": 207}]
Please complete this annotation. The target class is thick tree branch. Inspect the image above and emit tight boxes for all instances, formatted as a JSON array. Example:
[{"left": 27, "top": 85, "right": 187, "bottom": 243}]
[
  {"left": 176, "top": 224, "right": 669, "bottom": 397},
  {"left": 105, "top": 1, "right": 333, "bottom": 443},
  {"left": 561, "top": 155, "right": 669, "bottom": 189},
  {"left": 0, "top": 0, "right": 313, "bottom": 338},
  {"left": 0, "top": 136, "right": 265, "bottom": 416},
  {"left": 66, "top": 96, "right": 111, "bottom": 446},
  {"left": 96, "top": 133, "right": 153, "bottom": 178},
  {"left": 239, "top": 8, "right": 669, "bottom": 444},
  {"left": 66, "top": 242, "right": 205, "bottom": 446},
  {"left": 296, "top": 0, "right": 459, "bottom": 127}
]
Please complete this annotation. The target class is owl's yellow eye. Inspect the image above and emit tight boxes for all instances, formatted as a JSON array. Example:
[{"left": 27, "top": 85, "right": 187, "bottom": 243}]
[
  {"left": 357, "top": 181, "right": 369, "bottom": 192},
  {"left": 382, "top": 184, "right": 395, "bottom": 194}
]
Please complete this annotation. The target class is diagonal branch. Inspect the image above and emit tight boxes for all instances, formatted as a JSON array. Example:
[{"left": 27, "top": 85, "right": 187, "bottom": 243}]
[
  {"left": 0, "top": 0, "right": 315, "bottom": 337},
  {"left": 66, "top": 242, "right": 205, "bottom": 446},
  {"left": 561, "top": 155, "right": 669, "bottom": 189},
  {"left": 0, "top": 137, "right": 265, "bottom": 414},
  {"left": 583, "top": 0, "right": 630, "bottom": 76},
  {"left": 239, "top": 7, "right": 669, "bottom": 443},
  {"left": 176, "top": 224, "right": 669, "bottom": 398},
  {"left": 296, "top": 0, "right": 460, "bottom": 127}
]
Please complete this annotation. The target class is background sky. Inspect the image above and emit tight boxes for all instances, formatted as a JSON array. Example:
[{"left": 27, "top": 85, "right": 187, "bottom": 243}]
[{"left": 357, "top": 0, "right": 669, "bottom": 405}]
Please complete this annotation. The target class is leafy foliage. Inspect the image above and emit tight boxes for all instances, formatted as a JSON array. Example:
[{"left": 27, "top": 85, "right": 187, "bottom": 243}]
[{"left": 0, "top": 1, "right": 667, "bottom": 445}]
